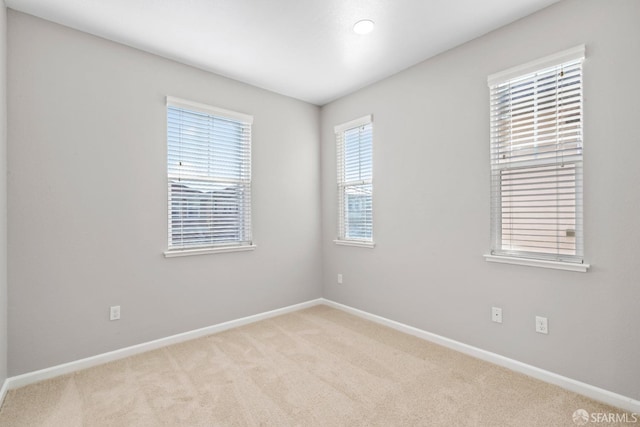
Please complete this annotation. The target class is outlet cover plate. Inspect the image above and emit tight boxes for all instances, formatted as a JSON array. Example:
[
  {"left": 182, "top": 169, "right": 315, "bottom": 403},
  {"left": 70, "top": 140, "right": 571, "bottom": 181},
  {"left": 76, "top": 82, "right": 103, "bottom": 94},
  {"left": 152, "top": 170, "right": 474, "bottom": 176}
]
[
  {"left": 535, "top": 316, "right": 548, "bottom": 334},
  {"left": 492, "top": 307, "right": 503, "bottom": 323}
]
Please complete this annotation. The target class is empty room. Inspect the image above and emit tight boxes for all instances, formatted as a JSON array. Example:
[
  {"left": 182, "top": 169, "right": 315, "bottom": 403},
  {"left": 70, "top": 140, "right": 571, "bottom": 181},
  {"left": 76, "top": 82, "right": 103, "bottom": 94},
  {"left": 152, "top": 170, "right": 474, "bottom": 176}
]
[{"left": 0, "top": 0, "right": 638, "bottom": 425}]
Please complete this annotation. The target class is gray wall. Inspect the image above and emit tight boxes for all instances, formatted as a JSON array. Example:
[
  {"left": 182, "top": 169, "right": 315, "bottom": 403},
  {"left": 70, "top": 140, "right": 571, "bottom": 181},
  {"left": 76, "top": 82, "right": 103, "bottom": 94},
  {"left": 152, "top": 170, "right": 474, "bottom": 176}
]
[
  {"left": 5, "top": 0, "right": 640, "bottom": 404},
  {"left": 7, "top": 11, "right": 322, "bottom": 375},
  {"left": 321, "top": 0, "right": 640, "bottom": 400},
  {"left": 0, "top": 2, "right": 7, "bottom": 386}
]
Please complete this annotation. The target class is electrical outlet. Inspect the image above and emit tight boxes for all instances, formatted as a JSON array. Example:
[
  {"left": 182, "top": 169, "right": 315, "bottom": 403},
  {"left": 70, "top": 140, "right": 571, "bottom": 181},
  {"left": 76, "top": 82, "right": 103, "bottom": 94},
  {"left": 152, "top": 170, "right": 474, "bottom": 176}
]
[
  {"left": 337, "top": 274, "right": 343, "bottom": 284},
  {"left": 110, "top": 305, "right": 121, "bottom": 321},
  {"left": 491, "top": 307, "right": 503, "bottom": 323},
  {"left": 535, "top": 316, "right": 548, "bottom": 334}
]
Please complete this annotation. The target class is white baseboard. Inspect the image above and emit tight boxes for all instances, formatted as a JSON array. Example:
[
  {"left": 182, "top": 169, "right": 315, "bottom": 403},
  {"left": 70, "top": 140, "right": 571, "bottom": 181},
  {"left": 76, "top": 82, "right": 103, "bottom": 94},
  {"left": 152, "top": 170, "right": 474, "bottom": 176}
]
[
  {"left": 5, "top": 298, "right": 324, "bottom": 391},
  {"left": 321, "top": 298, "right": 640, "bottom": 414},
  {"left": 3, "top": 297, "right": 639, "bottom": 415},
  {"left": 0, "top": 377, "right": 8, "bottom": 406}
]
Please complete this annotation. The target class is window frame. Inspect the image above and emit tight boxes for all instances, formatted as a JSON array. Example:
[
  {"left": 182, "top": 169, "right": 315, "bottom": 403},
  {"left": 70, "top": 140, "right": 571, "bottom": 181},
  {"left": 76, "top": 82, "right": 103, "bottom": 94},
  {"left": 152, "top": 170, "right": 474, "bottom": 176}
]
[
  {"left": 164, "top": 96, "right": 255, "bottom": 258},
  {"left": 485, "top": 46, "right": 589, "bottom": 272},
  {"left": 334, "top": 115, "right": 375, "bottom": 248}
]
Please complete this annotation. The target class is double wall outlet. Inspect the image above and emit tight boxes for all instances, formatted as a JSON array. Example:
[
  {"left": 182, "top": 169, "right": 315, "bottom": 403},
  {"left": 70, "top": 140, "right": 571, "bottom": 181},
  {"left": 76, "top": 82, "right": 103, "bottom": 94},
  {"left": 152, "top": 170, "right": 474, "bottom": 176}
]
[
  {"left": 535, "top": 316, "right": 548, "bottom": 334},
  {"left": 110, "top": 305, "right": 121, "bottom": 321},
  {"left": 491, "top": 307, "right": 503, "bottom": 323}
]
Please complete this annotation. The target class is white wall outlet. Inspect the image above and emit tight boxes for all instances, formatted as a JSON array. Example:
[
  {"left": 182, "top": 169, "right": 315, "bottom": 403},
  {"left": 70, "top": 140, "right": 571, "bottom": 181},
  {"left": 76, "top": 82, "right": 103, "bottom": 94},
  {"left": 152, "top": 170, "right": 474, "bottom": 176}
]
[
  {"left": 535, "top": 316, "right": 548, "bottom": 334},
  {"left": 110, "top": 305, "right": 121, "bottom": 321},
  {"left": 491, "top": 307, "right": 503, "bottom": 323},
  {"left": 337, "top": 274, "right": 343, "bottom": 284}
]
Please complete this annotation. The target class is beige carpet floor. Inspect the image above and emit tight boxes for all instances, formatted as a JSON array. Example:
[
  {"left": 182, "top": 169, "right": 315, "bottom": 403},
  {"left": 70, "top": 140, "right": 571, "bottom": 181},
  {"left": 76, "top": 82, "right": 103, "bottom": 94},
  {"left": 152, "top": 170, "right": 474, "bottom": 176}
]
[{"left": 0, "top": 305, "right": 634, "bottom": 426}]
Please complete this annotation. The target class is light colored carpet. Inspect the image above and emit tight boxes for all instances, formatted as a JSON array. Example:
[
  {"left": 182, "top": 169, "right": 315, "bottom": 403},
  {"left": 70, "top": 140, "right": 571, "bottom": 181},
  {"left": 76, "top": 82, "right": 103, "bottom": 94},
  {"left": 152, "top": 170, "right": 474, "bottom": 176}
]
[{"left": 0, "top": 305, "right": 633, "bottom": 426}]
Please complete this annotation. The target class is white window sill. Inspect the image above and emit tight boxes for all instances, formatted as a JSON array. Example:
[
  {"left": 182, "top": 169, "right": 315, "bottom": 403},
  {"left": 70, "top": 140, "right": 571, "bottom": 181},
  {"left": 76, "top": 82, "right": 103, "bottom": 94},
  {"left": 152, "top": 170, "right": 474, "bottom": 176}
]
[
  {"left": 484, "top": 254, "right": 589, "bottom": 272},
  {"left": 334, "top": 239, "right": 376, "bottom": 249},
  {"left": 164, "top": 244, "right": 256, "bottom": 258}
]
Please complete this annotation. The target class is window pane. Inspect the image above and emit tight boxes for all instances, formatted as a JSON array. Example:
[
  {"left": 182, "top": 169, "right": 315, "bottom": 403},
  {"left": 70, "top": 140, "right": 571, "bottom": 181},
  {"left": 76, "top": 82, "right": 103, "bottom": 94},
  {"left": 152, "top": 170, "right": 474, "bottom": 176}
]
[
  {"left": 167, "top": 102, "right": 252, "bottom": 250},
  {"left": 489, "top": 52, "right": 583, "bottom": 263},
  {"left": 336, "top": 117, "right": 373, "bottom": 243},
  {"left": 499, "top": 164, "right": 577, "bottom": 256},
  {"left": 344, "top": 125, "right": 373, "bottom": 182},
  {"left": 344, "top": 184, "right": 372, "bottom": 240}
]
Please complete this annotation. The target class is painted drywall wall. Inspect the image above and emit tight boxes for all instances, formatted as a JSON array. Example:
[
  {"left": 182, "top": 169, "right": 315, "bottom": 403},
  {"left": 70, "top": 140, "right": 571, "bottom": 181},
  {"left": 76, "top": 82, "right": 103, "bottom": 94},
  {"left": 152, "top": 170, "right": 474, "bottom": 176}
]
[
  {"left": 321, "top": 0, "right": 640, "bottom": 400},
  {"left": 0, "top": 2, "right": 7, "bottom": 386},
  {"left": 7, "top": 11, "right": 322, "bottom": 375}
]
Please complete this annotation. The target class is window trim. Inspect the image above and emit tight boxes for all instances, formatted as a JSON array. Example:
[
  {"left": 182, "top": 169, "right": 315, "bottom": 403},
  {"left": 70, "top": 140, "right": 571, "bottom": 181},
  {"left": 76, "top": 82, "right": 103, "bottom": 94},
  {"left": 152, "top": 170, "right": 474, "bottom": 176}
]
[
  {"left": 333, "top": 239, "right": 376, "bottom": 249},
  {"left": 335, "top": 115, "right": 374, "bottom": 246},
  {"left": 485, "top": 45, "right": 589, "bottom": 271},
  {"left": 166, "top": 96, "right": 253, "bottom": 124},
  {"left": 487, "top": 45, "right": 585, "bottom": 86},
  {"left": 164, "top": 244, "right": 256, "bottom": 258},
  {"left": 165, "top": 96, "right": 254, "bottom": 257},
  {"left": 484, "top": 254, "right": 589, "bottom": 272}
]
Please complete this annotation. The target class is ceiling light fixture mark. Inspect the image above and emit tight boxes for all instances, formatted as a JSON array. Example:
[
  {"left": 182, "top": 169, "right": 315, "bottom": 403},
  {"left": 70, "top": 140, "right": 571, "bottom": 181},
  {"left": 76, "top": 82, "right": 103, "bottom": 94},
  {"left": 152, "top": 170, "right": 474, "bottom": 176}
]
[{"left": 353, "top": 19, "right": 375, "bottom": 35}]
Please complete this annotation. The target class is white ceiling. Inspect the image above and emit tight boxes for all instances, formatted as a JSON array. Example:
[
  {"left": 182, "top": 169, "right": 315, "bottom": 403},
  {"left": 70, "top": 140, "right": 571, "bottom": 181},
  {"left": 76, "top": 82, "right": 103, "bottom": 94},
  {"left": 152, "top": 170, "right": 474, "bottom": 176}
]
[{"left": 6, "top": 0, "right": 560, "bottom": 105}]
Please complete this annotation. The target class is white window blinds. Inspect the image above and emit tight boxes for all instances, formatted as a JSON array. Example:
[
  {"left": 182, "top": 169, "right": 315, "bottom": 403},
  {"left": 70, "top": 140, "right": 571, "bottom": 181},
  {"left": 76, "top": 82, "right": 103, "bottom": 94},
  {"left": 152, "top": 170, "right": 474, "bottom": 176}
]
[
  {"left": 335, "top": 116, "right": 373, "bottom": 243},
  {"left": 166, "top": 97, "right": 252, "bottom": 252},
  {"left": 488, "top": 46, "right": 585, "bottom": 264}
]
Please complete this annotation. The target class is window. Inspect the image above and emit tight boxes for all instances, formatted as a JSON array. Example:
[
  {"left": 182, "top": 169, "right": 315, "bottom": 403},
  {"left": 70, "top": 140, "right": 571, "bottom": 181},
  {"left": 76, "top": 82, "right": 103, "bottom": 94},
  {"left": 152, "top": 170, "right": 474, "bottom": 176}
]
[
  {"left": 335, "top": 115, "right": 374, "bottom": 247},
  {"left": 486, "top": 46, "right": 588, "bottom": 271},
  {"left": 165, "top": 97, "right": 254, "bottom": 256}
]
